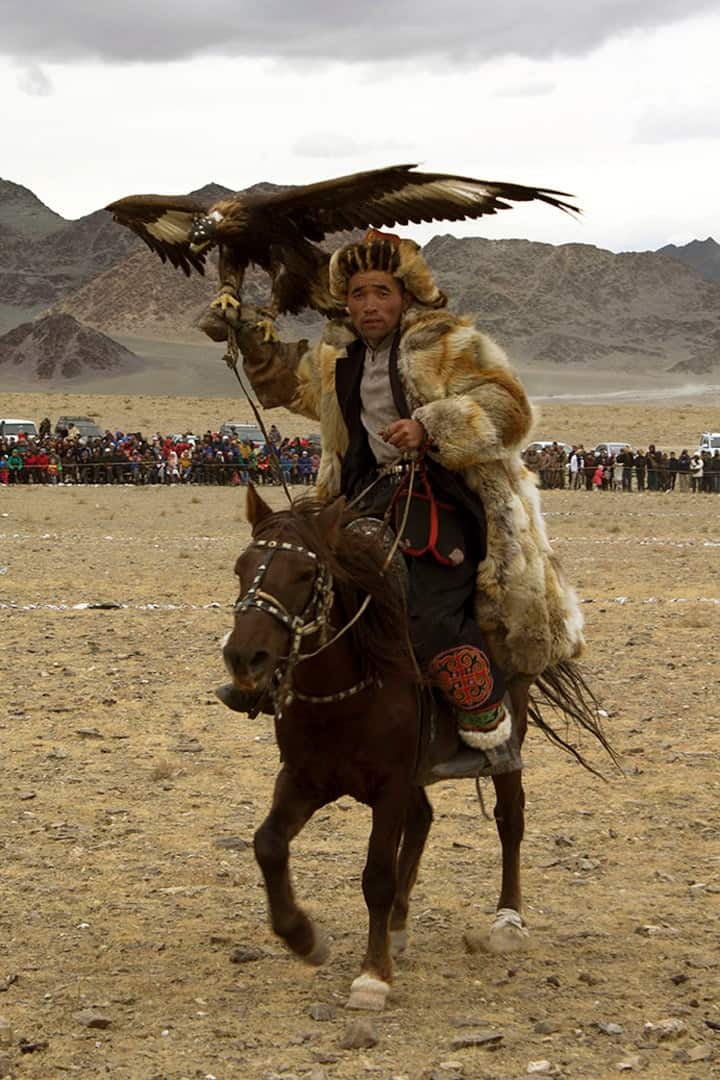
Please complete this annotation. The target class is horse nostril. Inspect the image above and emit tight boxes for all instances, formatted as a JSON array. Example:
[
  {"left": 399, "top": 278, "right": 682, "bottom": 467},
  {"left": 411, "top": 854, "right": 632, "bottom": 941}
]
[{"left": 249, "top": 650, "right": 271, "bottom": 676}]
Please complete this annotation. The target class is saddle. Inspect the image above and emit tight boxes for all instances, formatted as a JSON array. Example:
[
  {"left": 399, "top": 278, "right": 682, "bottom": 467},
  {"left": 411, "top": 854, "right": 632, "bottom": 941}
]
[{"left": 217, "top": 514, "right": 522, "bottom": 781}]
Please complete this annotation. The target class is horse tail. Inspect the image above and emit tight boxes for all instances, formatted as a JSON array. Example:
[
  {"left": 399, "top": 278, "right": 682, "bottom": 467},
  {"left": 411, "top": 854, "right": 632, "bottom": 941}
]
[{"left": 528, "top": 660, "right": 622, "bottom": 780}]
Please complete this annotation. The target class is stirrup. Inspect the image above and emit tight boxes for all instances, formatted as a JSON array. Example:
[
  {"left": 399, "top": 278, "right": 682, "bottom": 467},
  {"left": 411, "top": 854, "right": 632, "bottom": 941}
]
[{"left": 431, "top": 739, "right": 522, "bottom": 780}]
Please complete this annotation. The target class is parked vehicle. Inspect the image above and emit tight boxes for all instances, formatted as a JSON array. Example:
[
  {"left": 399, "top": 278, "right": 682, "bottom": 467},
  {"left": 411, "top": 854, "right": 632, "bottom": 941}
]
[
  {"left": 697, "top": 432, "right": 720, "bottom": 455},
  {"left": 593, "top": 442, "right": 634, "bottom": 457},
  {"left": 219, "top": 421, "right": 266, "bottom": 444},
  {"left": 0, "top": 418, "right": 39, "bottom": 443},
  {"left": 523, "top": 440, "right": 572, "bottom": 456},
  {"left": 54, "top": 416, "right": 104, "bottom": 439}
]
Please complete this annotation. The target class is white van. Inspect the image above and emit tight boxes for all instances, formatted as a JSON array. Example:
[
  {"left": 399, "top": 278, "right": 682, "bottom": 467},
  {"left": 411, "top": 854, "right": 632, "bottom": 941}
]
[
  {"left": 698, "top": 432, "right": 720, "bottom": 455},
  {"left": 0, "top": 418, "right": 38, "bottom": 443}
]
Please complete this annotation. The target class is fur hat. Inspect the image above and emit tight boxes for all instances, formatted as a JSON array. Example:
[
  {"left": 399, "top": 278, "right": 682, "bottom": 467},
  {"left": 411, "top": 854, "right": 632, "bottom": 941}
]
[{"left": 329, "top": 229, "right": 447, "bottom": 308}]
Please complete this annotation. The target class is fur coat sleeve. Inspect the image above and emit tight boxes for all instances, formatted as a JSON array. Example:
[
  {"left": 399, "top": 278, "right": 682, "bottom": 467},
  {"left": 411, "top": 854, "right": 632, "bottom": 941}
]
[{"left": 398, "top": 311, "right": 534, "bottom": 466}]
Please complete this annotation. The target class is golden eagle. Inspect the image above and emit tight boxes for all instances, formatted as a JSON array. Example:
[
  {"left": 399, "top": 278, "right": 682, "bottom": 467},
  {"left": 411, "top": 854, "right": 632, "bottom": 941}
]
[{"left": 106, "top": 163, "right": 577, "bottom": 319}]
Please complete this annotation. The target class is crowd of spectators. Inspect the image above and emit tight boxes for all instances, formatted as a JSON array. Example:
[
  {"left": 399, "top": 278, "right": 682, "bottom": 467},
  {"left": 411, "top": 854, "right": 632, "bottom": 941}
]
[
  {"left": 2, "top": 422, "right": 719, "bottom": 494},
  {"left": 0, "top": 419, "right": 320, "bottom": 487},
  {"left": 523, "top": 442, "right": 720, "bottom": 493}
]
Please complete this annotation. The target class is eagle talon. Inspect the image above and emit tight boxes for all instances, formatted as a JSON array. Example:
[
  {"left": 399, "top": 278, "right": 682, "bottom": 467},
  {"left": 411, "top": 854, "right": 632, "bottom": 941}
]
[
  {"left": 255, "top": 317, "right": 278, "bottom": 343},
  {"left": 211, "top": 292, "right": 242, "bottom": 315}
]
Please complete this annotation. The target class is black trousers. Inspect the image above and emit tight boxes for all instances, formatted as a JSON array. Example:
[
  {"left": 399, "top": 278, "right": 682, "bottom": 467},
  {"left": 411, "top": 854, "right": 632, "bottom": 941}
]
[{"left": 356, "top": 474, "right": 506, "bottom": 711}]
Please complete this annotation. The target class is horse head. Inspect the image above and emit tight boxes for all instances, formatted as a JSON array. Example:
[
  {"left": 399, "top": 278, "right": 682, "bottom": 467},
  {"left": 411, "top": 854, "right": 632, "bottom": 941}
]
[{"left": 221, "top": 485, "right": 344, "bottom": 696}]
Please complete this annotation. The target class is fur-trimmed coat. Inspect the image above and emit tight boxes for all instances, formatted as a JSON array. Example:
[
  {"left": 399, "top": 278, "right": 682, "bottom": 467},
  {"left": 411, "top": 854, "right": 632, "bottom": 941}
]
[{"left": 235, "top": 307, "right": 585, "bottom": 678}]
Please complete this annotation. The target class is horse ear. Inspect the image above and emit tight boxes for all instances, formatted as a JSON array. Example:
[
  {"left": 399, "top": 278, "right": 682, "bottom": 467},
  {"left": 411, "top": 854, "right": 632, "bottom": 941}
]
[
  {"left": 318, "top": 496, "right": 346, "bottom": 549},
  {"left": 246, "top": 483, "right": 273, "bottom": 529}
]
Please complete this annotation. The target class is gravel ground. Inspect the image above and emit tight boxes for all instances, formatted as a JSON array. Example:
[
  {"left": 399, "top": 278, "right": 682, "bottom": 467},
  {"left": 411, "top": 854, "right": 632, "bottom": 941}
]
[{"left": 0, "top": 484, "right": 718, "bottom": 1080}]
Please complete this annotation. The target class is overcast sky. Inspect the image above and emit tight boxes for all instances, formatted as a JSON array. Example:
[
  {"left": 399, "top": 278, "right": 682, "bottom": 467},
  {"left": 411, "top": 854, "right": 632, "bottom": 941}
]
[{"left": 2, "top": 0, "right": 719, "bottom": 251}]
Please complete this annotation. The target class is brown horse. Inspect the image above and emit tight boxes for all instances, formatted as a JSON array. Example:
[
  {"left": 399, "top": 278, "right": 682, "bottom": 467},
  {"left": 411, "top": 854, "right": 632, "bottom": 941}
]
[{"left": 220, "top": 485, "right": 610, "bottom": 1011}]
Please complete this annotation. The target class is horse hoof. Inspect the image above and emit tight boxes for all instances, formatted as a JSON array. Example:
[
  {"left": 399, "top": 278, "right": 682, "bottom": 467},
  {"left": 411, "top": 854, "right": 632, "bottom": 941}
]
[
  {"left": 487, "top": 908, "right": 528, "bottom": 954},
  {"left": 346, "top": 973, "right": 390, "bottom": 1011},
  {"left": 302, "top": 927, "right": 330, "bottom": 966},
  {"left": 390, "top": 929, "right": 408, "bottom": 958}
]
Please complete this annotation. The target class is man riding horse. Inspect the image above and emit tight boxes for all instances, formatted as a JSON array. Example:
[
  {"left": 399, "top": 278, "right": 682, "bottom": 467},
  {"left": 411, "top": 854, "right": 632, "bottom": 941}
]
[{"left": 211, "top": 229, "right": 586, "bottom": 775}]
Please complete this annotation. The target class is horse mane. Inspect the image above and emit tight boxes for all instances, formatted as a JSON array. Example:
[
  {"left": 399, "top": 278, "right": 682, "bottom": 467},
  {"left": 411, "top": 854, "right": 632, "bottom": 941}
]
[{"left": 254, "top": 497, "right": 417, "bottom": 683}]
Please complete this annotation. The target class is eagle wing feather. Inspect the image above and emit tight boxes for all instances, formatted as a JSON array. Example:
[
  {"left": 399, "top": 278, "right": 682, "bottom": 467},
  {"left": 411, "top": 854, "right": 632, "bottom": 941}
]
[
  {"left": 258, "top": 165, "right": 579, "bottom": 239},
  {"left": 106, "top": 194, "right": 213, "bottom": 276}
]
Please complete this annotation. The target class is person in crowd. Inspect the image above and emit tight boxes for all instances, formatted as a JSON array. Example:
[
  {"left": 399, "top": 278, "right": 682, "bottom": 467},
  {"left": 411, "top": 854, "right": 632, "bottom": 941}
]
[
  {"left": 689, "top": 453, "right": 703, "bottom": 493},
  {"left": 710, "top": 450, "right": 720, "bottom": 493},
  {"left": 646, "top": 444, "right": 661, "bottom": 491},
  {"left": 618, "top": 446, "right": 634, "bottom": 492},
  {"left": 634, "top": 449, "right": 647, "bottom": 492},
  {"left": 700, "top": 451, "right": 714, "bottom": 493},
  {"left": 677, "top": 449, "right": 691, "bottom": 492},
  {"left": 522, "top": 444, "right": 541, "bottom": 476},
  {"left": 568, "top": 446, "right": 581, "bottom": 489},
  {"left": 7, "top": 446, "right": 23, "bottom": 483}
]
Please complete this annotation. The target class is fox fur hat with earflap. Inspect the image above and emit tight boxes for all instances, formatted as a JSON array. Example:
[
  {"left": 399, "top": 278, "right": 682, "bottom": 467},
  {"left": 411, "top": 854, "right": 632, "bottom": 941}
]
[{"left": 329, "top": 229, "right": 447, "bottom": 309}]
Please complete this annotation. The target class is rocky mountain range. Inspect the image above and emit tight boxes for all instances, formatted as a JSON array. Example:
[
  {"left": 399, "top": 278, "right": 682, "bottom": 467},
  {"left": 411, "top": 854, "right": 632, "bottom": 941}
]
[
  {"left": 0, "top": 313, "right": 139, "bottom": 380},
  {"left": 1, "top": 176, "right": 719, "bottom": 383},
  {"left": 658, "top": 237, "right": 720, "bottom": 283}
]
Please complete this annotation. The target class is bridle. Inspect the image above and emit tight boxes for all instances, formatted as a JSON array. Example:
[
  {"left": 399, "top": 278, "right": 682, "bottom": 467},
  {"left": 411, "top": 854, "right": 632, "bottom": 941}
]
[
  {"left": 231, "top": 462, "right": 421, "bottom": 713},
  {"left": 232, "top": 537, "right": 373, "bottom": 711}
]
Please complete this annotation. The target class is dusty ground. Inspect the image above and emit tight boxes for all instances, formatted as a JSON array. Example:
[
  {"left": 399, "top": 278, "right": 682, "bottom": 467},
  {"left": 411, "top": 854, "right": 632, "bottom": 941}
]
[{"left": 1, "top": 450, "right": 719, "bottom": 1078}]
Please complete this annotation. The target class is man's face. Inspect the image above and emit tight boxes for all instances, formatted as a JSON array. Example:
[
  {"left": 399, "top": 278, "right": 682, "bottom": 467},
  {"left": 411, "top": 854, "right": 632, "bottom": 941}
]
[{"left": 346, "top": 270, "right": 407, "bottom": 346}]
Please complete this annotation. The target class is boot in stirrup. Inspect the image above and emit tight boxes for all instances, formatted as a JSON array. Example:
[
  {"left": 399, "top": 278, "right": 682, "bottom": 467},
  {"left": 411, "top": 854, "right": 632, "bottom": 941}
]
[{"left": 431, "top": 702, "right": 520, "bottom": 779}]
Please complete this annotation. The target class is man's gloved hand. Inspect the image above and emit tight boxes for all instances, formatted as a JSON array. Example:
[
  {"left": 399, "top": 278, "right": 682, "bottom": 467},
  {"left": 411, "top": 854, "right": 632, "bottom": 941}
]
[{"left": 196, "top": 301, "right": 268, "bottom": 343}]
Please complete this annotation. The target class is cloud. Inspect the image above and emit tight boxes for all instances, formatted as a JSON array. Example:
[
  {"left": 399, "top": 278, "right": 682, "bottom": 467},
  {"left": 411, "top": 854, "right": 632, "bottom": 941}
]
[
  {"left": 634, "top": 103, "right": 720, "bottom": 143},
  {"left": 15, "top": 62, "right": 52, "bottom": 95},
  {"left": 1, "top": 0, "right": 717, "bottom": 65},
  {"left": 292, "top": 132, "right": 412, "bottom": 158},
  {"left": 493, "top": 80, "right": 556, "bottom": 98}
]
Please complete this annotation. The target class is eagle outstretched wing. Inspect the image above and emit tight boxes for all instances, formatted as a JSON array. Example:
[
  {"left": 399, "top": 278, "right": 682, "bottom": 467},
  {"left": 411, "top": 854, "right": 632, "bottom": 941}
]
[
  {"left": 106, "top": 193, "right": 213, "bottom": 275},
  {"left": 256, "top": 164, "right": 579, "bottom": 239},
  {"left": 106, "top": 165, "right": 579, "bottom": 316}
]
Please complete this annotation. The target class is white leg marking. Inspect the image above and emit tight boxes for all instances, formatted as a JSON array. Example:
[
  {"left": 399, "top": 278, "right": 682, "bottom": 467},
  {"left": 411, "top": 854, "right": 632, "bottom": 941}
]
[
  {"left": 487, "top": 907, "right": 529, "bottom": 954},
  {"left": 346, "top": 973, "right": 391, "bottom": 1011}
]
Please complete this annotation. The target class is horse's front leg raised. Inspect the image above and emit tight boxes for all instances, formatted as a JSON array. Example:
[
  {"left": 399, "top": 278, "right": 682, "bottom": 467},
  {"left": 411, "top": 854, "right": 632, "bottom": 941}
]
[
  {"left": 253, "top": 767, "right": 328, "bottom": 964},
  {"left": 347, "top": 791, "right": 406, "bottom": 1011}
]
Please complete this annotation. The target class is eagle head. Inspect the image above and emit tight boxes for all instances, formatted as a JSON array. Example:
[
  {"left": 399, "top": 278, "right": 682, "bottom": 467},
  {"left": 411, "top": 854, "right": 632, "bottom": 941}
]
[{"left": 189, "top": 210, "right": 224, "bottom": 253}]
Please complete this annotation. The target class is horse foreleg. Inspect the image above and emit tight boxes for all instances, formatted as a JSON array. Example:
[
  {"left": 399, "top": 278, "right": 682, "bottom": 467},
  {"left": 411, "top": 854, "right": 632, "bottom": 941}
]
[
  {"left": 253, "top": 767, "right": 327, "bottom": 965},
  {"left": 347, "top": 792, "right": 405, "bottom": 1011},
  {"left": 389, "top": 786, "right": 433, "bottom": 958},
  {"left": 488, "top": 768, "right": 529, "bottom": 953}
]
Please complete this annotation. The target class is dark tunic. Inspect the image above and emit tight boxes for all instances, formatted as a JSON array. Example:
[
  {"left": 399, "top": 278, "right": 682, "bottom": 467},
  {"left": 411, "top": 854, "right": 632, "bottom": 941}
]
[{"left": 334, "top": 333, "right": 504, "bottom": 712}]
